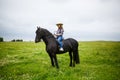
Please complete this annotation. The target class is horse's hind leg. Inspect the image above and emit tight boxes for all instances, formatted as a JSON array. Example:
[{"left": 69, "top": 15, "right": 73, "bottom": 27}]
[
  {"left": 73, "top": 51, "right": 76, "bottom": 67},
  {"left": 69, "top": 51, "right": 72, "bottom": 67}
]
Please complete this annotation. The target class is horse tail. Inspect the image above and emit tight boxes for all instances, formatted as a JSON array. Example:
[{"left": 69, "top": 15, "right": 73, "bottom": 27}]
[
  {"left": 73, "top": 43, "right": 80, "bottom": 64},
  {"left": 75, "top": 49, "right": 80, "bottom": 64},
  {"left": 67, "top": 38, "right": 80, "bottom": 64}
]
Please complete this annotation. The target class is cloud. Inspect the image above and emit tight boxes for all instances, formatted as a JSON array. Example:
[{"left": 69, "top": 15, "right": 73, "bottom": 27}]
[{"left": 0, "top": 0, "right": 120, "bottom": 41}]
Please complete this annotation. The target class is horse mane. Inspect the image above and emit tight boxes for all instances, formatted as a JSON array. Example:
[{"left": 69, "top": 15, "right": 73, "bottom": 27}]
[{"left": 41, "top": 28, "right": 55, "bottom": 39}]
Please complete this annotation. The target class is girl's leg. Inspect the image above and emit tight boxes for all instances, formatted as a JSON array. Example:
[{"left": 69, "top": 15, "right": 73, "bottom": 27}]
[{"left": 57, "top": 36, "right": 63, "bottom": 48}]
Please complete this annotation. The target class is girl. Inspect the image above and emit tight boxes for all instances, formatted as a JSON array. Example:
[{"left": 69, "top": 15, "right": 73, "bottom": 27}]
[{"left": 55, "top": 23, "right": 64, "bottom": 51}]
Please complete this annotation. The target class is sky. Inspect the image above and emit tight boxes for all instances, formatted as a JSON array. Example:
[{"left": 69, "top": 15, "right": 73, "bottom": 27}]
[{"left": 0, "top": 0, "right": 120, "bottom": 41}]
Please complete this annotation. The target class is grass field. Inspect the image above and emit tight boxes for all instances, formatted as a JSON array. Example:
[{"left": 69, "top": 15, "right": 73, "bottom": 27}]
[{"left": 0, "top": 41, "right": 120, "bottom": 80}]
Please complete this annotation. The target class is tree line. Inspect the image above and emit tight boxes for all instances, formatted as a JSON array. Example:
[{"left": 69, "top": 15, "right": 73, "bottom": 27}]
[
  {"left": 11, "top": 39, "right": 23, "bottom": 42},
  {"left": 0, "top": 37, "right": 23, "bottom": 42},
  {"left": 0, "top": 37, "right": 4, "bottom": 42}
]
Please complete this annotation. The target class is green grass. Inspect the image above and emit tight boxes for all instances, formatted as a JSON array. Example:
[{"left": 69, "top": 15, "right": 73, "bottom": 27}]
[{"left": 0, "top": 41, "right": 120, "bottom": 80}]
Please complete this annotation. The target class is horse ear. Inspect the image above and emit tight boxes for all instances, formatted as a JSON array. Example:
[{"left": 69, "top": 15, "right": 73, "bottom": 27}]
[
  {"left": 37, "top": 26, "right": 39, "bottom": 29},
  {"left": 37, "top": 26, "right": 41, "bottom": 29}
]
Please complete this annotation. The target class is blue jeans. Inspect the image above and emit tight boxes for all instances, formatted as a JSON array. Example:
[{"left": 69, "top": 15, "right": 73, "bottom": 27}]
[{"left": 57, "top": 36, "right": 63, "bottom": 48}]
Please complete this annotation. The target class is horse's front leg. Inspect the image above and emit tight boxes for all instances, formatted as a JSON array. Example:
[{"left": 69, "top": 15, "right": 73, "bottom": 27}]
[
  {"left": 53, "top": 54, "right": 59, "bottom": 69},
  {"left": 48, "top": 53, "right": 55, "bottom": 67}
]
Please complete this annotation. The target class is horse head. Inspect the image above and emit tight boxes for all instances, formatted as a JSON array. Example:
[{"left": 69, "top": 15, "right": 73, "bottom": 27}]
[{"left": 35, "top": 27, "right": 43, "bottom": 43}]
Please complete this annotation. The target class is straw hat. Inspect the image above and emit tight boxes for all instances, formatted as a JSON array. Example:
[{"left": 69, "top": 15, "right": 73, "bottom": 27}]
[{"left": 56, "top": 23, "right": 63, "bottom": 26}]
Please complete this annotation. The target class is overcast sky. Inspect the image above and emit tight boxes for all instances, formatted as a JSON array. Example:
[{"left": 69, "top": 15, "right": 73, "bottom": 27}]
[{"left": 0, "top": 0, "right": 120, "bottom": 41}]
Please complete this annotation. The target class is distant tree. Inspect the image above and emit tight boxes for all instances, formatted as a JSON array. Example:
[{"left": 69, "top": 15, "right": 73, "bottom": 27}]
[
  {"left": 16, "top": 39, "right": 23, "bottom": 42},
  {"left": 0, "top": 37, "right": 4, "bottom": 42},
  {"left": 11, "top": 39, "right": 16, "bottom": 42},
  {"left": 11, "top": 39, "right": 23, "bottom": 42}
]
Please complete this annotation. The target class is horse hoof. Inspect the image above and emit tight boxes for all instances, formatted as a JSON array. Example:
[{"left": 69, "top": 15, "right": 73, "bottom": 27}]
[
  {"left": 56, "top": 67, "right": 59, "bottom": 69},
  {"left": 52, "top": 65, "right": 55, "bottom": 67},
  {"left": 69, "top": 64, "right": 72, "bottom": 67},
  {"left": 73, "top": 64, "right": 75, "bottom": 67}
]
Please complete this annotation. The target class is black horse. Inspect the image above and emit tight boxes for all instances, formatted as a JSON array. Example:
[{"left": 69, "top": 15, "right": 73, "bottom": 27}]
[{"left": 35, "top": 27, "right": 80, "bottom": 68}]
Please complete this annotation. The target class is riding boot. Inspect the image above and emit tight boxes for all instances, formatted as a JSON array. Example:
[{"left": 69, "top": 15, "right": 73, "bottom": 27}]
[{"left": 59, "top": 47, "right": 64, "bottom": 51}]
